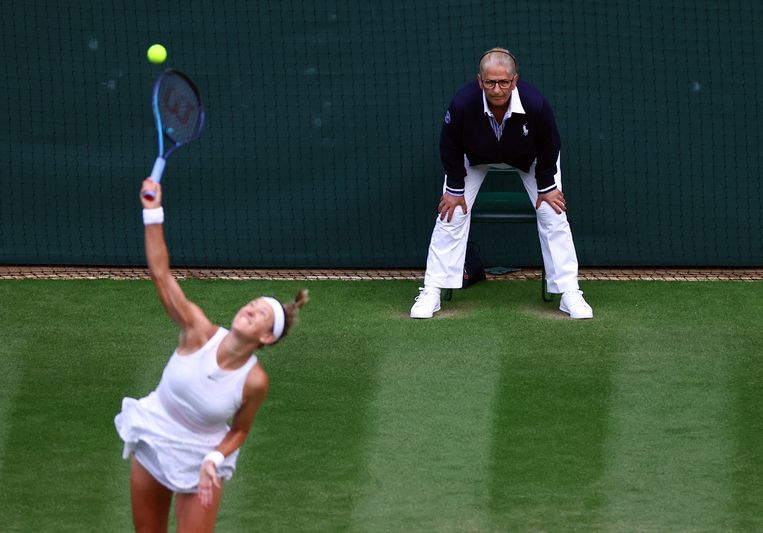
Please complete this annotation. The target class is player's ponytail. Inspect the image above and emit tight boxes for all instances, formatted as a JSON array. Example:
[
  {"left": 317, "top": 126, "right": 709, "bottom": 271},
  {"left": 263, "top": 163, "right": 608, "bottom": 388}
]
[{"left": 280, "top": 289, "right": 309, "bottom": 339}]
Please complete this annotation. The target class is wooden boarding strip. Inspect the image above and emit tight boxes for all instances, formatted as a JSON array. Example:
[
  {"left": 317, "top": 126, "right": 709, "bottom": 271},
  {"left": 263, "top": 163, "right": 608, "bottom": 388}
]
[{"left": 0, "top": 266, "right": 762, "bottom": 281}]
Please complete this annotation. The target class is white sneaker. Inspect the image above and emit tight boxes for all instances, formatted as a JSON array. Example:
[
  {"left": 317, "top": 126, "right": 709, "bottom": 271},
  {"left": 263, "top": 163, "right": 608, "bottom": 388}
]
[
  {"left": 410, "top": 287, "right": 441, "bottom": 319},
  {"left": 560, "top": 290, "right": 593, "bottom": 319}
]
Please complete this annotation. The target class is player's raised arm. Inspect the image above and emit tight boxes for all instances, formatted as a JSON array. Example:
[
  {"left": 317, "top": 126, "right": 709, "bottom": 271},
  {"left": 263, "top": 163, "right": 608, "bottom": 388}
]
[{"left": 140, "top": 178, "right": 213, "bottom": 344}]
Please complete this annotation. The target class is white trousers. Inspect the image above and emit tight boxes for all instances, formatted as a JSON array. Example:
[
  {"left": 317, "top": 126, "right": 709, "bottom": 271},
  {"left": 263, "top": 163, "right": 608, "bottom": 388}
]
[{"left": 423, "top": 157, "right": 580, "bottom": 293}]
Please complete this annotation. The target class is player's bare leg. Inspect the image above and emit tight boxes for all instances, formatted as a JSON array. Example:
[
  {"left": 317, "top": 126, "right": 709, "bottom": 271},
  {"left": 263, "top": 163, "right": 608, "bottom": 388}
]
[
  {"left": 130, "top": 458, "right": 172, "bottom": 533},
  {"left": 174, "top": 483, "right": 223, "bottom": 533}
]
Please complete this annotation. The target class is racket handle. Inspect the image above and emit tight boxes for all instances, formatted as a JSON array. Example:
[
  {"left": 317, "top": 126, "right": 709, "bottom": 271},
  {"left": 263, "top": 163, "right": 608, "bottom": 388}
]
[{"left": 144, "top": 157, "right": 166, "bottom": 199}]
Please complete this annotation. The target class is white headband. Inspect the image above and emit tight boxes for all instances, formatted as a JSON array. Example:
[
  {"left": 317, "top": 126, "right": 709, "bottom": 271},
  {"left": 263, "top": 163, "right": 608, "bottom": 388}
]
[{"left": 261, "top": 297, "right": 285, "bottom": 340}]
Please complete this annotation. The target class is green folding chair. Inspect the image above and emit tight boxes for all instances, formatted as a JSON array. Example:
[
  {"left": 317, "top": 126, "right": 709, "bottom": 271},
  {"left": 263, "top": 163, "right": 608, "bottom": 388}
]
[{"left": 444, "top": 168, "right": 552, "bottom": 303}]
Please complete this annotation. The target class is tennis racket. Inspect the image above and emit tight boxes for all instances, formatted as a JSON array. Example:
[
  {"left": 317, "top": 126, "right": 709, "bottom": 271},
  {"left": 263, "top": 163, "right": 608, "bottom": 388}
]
[{"left": 144, "top": 69, "right": 205, "bottom": 199}]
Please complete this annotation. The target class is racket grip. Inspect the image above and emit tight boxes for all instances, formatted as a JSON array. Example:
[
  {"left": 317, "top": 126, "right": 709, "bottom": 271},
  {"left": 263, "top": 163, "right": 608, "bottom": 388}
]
[{"left": 144, "top": 157, "right": 166, "bottom": 199}]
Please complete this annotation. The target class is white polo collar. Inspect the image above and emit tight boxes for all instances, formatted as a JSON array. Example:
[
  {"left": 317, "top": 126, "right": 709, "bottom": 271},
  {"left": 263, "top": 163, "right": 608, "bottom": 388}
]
[{"left": 482, "top": 85, "right": 526, "bottom": 119}]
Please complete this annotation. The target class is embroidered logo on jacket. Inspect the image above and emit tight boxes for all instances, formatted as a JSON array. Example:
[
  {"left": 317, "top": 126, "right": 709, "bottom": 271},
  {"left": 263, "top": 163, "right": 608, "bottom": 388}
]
[
  {"left": 523, "top": 123, "right": 529, "bottom": 136},
  {"left": 444, "top": 110, "right": 451, "bottom": 124}
]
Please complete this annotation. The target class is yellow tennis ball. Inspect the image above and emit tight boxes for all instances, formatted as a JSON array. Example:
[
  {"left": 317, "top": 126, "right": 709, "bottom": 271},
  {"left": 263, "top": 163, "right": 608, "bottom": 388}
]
[{"left": 147, "top": 44, "right": 167, "bottom": 64}]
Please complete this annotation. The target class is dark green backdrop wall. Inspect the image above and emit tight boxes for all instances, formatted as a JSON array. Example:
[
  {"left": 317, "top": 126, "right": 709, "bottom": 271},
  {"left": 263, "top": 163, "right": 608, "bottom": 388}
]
[{"left": 2, "top": 1, "right": 761, "bottom": 267}]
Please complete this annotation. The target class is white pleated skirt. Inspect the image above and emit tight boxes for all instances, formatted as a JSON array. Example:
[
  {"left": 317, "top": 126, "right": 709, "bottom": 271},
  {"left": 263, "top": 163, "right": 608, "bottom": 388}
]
[{"left": 114, "top": 392, "right": 239, "bottom": 492}]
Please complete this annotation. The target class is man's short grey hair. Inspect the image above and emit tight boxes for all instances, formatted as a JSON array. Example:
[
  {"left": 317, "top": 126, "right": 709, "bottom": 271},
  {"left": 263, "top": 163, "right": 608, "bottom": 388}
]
[{"left": 479, "top": 47, "right": 517, "bottom": 75}]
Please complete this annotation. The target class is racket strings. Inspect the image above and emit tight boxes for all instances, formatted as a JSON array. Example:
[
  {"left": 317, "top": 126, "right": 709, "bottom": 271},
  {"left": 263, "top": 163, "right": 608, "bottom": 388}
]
[{"left": 157, "top": 73, "right": 202, "bottom": 143}]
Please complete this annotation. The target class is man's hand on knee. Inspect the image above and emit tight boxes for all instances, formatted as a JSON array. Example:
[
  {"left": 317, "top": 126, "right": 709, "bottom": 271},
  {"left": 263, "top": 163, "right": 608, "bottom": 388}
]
[
  {"left": 438, "top": 193, "right": 467, "bottom": 222},
  {"left": 536, "top": 189, "right": 566, "bottom": 214}
]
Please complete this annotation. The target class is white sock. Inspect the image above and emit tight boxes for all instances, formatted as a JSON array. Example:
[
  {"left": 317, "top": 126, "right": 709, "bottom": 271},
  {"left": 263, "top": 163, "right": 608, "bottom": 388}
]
[{"left": 423, "top": 286, "right": 441, "bottom": 295}]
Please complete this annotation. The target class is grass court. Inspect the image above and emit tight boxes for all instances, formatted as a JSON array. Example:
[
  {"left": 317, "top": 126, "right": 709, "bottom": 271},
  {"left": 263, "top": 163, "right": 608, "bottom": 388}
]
[{"left": 0, "top": 278, "right": 760, "bottom": 531}]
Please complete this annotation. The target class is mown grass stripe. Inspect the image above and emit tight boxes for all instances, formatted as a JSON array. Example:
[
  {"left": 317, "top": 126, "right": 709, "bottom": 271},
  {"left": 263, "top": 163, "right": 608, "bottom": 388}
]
[
  {"left": 601, "top": 286, "right": 739, "bottom": 530},
  {"left": 486, "top": 283, "right": 612, "bottom": 530},
  {"left": 350, "top": 296, "right": 501, "bottom": 531}
]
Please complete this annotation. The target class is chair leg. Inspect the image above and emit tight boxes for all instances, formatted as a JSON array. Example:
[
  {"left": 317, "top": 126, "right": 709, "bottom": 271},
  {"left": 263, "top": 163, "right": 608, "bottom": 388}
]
[
  {"left": 541, "top": 268, "right": 553, "bottom": 302},
  {"left": 444, "top": 288, "right": 453, "bottom": 301}
]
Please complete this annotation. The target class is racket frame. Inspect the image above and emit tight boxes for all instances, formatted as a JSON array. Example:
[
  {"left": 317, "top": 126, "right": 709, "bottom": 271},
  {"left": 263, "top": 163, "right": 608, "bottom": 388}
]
[{"left": 145, "top": 69, "right": 204, "bottom": 198}]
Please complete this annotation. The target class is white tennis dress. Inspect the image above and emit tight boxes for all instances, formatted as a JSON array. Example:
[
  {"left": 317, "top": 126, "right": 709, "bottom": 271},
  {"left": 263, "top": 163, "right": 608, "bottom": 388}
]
[{"left": 115, "top": 327, "right": 258, "bottom": 492}]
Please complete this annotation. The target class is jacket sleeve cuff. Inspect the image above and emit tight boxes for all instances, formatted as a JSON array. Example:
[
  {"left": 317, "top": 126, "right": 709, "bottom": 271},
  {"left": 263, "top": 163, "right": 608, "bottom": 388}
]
[
  {"left": 536, "top": 179, "right": 557, "bottom": 194},
  {"left": 445, "top": 175, "right": 465, "bottom": 196},
  {"left": 445, "top": 185, "right": 465, "bottom": 196}
]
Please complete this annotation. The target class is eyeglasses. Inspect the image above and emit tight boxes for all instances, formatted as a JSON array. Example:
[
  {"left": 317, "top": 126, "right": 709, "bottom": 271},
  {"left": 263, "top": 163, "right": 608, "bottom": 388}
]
[{"left": 481, "top": 77, "right": 514, "bottom": 89}]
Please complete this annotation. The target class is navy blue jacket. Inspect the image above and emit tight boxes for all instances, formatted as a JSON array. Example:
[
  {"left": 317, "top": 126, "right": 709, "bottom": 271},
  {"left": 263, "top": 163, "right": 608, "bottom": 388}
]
[{"left": 440, "top": 79, "right": 561, "bottom": 194}]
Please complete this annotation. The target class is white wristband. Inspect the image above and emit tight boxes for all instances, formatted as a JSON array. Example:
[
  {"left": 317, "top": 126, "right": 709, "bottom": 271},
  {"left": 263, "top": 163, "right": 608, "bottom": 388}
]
[
  {"left": 203, "top": 451, "right": 225, "bottom": 468},
  {"left": 142, "top": 207, "right": 164, "bottom": 225}
]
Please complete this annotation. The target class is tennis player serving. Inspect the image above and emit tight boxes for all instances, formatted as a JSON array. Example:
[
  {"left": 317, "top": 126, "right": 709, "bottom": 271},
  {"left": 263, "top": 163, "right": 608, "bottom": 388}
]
[{"left": 115, "top": 178, "right": 308, "bottom": 532}]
